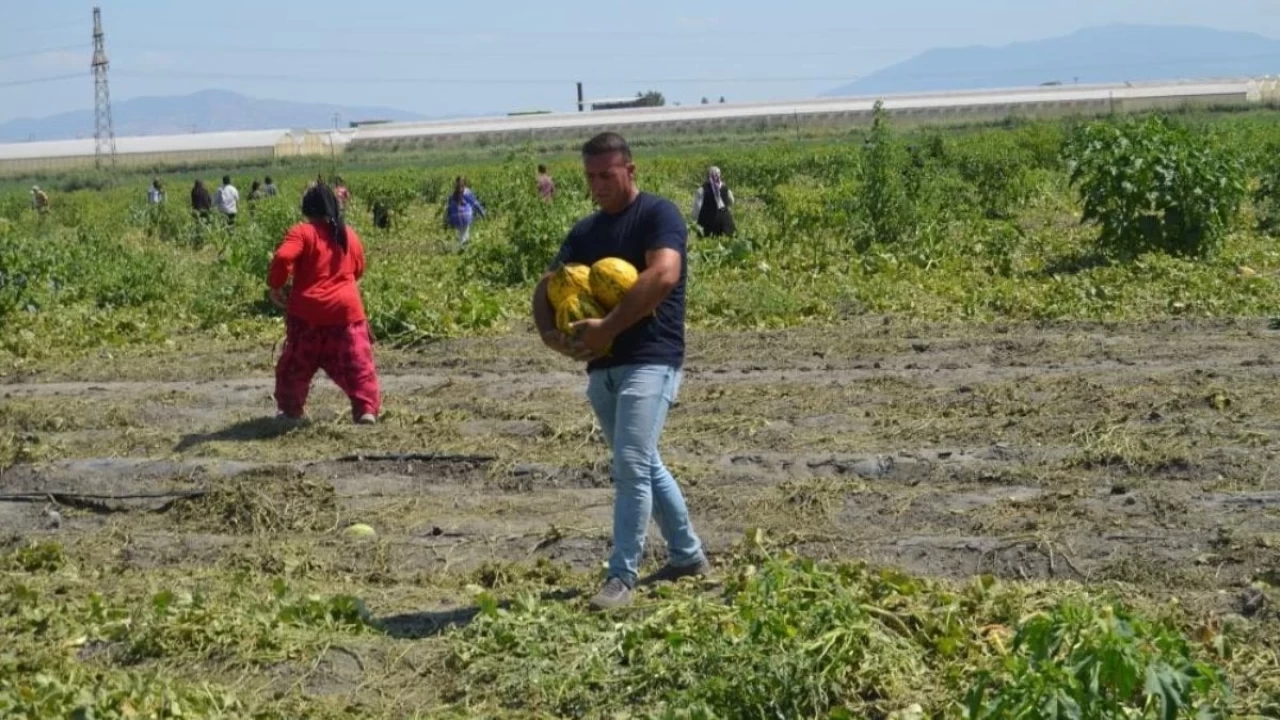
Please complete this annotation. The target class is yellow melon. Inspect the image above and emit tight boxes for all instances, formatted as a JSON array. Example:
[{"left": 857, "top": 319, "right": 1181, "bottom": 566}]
[
  {"left": 555, "top": 293, "right": 605, "bottom": 335},
  {"left": 547, "top": 263, "right": 591, "bottom": 309},
  {"left": 589, "top": 257, "right": 639, "bottom": 310}
]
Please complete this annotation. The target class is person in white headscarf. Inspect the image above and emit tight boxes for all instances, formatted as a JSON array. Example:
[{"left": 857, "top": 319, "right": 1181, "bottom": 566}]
[
  {"left": 30, "top": 185, "right": 50, "bottom": 216},
  {"left": 691, "top": 166, "right": 736, "bottom": 237}
]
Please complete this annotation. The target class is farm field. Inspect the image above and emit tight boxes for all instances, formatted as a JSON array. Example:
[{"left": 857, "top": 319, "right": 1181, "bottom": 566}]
[{"left": 4, "top": 110, "right": 1280, "bottom": 717}]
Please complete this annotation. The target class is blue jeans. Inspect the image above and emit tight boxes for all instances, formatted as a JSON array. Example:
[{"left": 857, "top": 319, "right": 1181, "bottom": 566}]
[{"left": 586, "top": 364, "right": 705, "bottom": 586}]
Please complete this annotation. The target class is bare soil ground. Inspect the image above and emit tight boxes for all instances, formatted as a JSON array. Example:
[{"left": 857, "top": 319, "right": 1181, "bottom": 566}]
[{"left": 4, "top": 317, "right": 1279, "bottom": 712}]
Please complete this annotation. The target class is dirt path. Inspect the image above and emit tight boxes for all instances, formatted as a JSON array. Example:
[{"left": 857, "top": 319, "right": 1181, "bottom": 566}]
[{"left": 3, "top": 318, "right": 1279, "bottom": 607}]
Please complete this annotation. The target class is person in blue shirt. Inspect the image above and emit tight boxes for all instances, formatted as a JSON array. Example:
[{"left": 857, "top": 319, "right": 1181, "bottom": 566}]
[
  {"left": 533, "top": 131, "right": 709, "bottom": 611},
  {"left": 446, "top": 176, "right": 486, "bottom": 248}
]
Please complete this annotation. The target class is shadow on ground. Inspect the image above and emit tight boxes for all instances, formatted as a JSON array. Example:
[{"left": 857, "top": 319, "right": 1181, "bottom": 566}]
[
  {"left": 1042, "top": 250, "right": 1112, "bottom": 276},
  {"left": 174, "top": 416, "right": 299, "bottom": 452},
  {"left": 377, "top": 589, "right": 582, "bottom": 640}
]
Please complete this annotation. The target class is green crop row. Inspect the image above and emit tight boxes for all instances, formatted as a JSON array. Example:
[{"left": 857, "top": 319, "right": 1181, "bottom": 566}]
[{"left": 4, "top": 109, "right": 1280, "bottom": 370}]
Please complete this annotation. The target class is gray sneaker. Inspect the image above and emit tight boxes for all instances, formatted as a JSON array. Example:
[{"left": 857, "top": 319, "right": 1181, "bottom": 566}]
[
  {"left": 356, "top": 413, "right": 377, "bottom": 425},
  {"left": 640, "top": 556, "right": 712, "bottom": 586},
  {"left": 588, "top": 577, "right": 634, "bottom": 611},
  {"left": 275, "top": 411, "right": 308, "bottom": 427}
]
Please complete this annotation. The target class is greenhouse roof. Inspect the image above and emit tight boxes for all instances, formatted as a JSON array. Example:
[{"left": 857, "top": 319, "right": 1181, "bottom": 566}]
[{"left": 0, "top": 129, "right": 292, "bottom": 161}]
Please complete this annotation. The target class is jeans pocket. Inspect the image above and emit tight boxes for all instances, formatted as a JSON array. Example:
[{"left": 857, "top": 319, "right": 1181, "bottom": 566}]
[
  {"left": 664, "top": 368, "right": 682, "bottom": 405},
  {"left": 618, "top": 365, "right": 674, "bottom": 402},
  {"left": 586, "top": 369, "right": 613, "bottom": 411}
]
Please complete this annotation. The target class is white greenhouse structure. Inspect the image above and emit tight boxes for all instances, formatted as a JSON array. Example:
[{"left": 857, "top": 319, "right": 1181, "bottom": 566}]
[
  {"left": 0, "top": 128, "right": 346, "bottom": 175},
  {"left": 347, "top": 77, "right": 1279, "bottom": 151},
  {"left": 1, "top": 76, "right": 1276, "bottom": 175}
]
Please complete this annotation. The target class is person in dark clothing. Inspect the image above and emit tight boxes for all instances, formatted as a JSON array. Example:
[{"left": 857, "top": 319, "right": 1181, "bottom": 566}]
[
  {"left": 691, "top": 166, "right": 736, "bottom": 237},
  {"left": 371, "top": 201, "right": 390, "bottom": 230},
  {"left": 533, "top": 132, "right": 708, "bottom": 612},
  {"left": 191, "top": 179, "right": 213, "bottom": 221}
]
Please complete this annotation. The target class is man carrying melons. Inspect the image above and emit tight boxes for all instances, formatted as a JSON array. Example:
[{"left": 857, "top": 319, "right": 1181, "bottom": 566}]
[{"left": 532, "top": 132, "right": 710, "bottom": 611}]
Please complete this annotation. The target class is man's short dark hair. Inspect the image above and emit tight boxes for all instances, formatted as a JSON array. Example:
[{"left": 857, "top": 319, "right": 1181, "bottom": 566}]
[
  {"left": 581, "top": 132, "right": 631, "bottom": 161},
  {"left": 537, "top": 164, "right": 548, "bottom": 173},
  {"left": 222, "top": 175, "right": 231, "bottom": 185},
  {"left": 265, "top": 175, "right": 273, "bottom": 184}
]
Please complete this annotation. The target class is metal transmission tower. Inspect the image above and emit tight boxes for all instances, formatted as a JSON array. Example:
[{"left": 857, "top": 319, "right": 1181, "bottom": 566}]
[{"left": 91, "top": 6, "right": 116, "bottom": 169}]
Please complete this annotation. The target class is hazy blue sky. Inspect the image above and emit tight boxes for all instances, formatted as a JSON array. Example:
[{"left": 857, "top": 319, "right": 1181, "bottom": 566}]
[{"left": 2, "top": 0, "right": 1279, "bottom": 123}]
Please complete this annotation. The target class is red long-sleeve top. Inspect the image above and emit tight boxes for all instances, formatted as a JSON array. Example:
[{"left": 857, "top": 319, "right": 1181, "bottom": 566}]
[{"left": 267, "top": 221, "right": 368, "bottom": 326}]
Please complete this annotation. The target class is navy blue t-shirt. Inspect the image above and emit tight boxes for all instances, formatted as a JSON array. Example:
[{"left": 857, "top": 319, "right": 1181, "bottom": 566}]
[{"left": 551, "top": 192, "right": 687, "bottom": 371}]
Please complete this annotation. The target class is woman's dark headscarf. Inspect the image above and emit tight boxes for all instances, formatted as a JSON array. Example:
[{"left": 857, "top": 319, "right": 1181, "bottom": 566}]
[{"left": 302, "top": 183, "right": 348, "bottom": 253}]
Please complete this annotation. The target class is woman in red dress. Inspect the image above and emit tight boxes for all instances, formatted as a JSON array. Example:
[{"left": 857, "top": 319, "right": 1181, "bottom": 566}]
[{"left": 268, "top": 183, "right": 381, "bottom": 424}]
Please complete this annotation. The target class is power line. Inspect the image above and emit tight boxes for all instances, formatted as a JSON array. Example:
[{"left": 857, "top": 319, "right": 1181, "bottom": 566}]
[
  {"left": 4, "top": 46, "right": 1272, "bottom": 104},
  {"left": 116, "top": 69, "right": 861, "bottom": 86},
  {"left": 115, "top": 50, "right": 1280, "bottom": 89},
  {"left": 866, "top": 52, "right": 1280, "bottom": 81},
  {"left": 0, "top": 44, "right": 86, "bottom": 62},
  {"left": 5, "top": 20, "right": 83, "bottom": 34},
  {"left": 113, "top": 21, "right": 924, "bottom": 39},
  {"left": 122, "top": 43, "right": 1280, "bottom": 69},
  {"left": 10, "top": 42, "right": 1280, "bottom": 69},
  {"left": 133, "top": 43, "right": 920, "bottom": 59},
  {"left": 0, "top": 73, "right": 84, "bottom": 89}
]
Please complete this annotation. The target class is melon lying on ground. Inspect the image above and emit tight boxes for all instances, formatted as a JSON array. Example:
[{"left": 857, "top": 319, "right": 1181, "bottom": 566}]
[{"left": 343, "top": 523, "right": 377, "bottom": 540}]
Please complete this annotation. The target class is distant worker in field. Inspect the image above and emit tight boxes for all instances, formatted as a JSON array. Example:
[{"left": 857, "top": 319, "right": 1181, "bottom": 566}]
[
  {"left": 533, "top": 131, "right": 709, "bottom": 611},
  {"left": 262, "top": 176, "right": 280, "bottom": 197},
  {"left": 334, "top": 176, "right": 351, "bottom": 210},
  {"left": 249, "top": 180, "right": 265, "bottom": 202},
  {"left": 191, "top": 180, "right": 213, "bottom": 220},
  {"left": 148, "top": 179, "right": 165, "bottom": 204},
  {"left": 215, "top": 175, "right": 240, "bottom": 226},
  {"left": 537, "top": 163, "right": 556, "bottom": 202},
  {"left": 30, "top": 185, "right": 50, "bottom": 216},
  {"left": 371, "top": 200, "right": 390, "bottom": 230},
  {"left": 446, "top": 176, "right": 486, "bottom": 248},
  {"left": 268, "top": 183, "right": 381, "bottom": 426},
  {"left": 691, "top": 166, "right": 736, "bottom": 237}
]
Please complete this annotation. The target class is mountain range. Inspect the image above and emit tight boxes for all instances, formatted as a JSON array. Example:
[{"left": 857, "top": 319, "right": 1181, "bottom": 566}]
[
  {"left": 825, "top": 24, "right": 1280, "bottom": 97},
  {"left": 3, "top": 25, "right": 1279, "bottom": 142}
]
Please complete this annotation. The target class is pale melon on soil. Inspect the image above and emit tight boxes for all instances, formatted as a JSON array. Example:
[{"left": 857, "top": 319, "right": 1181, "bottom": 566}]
[
  {"left": 589, "top": 257, "right": 639, "bottom": 310},
  {"left": 343, "top": 523, "right": 377, "bottom": 540}
]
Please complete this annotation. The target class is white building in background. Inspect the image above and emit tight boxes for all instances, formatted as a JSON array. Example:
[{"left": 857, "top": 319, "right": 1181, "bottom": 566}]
[
  {"left": 0, "top": 129, "right": 339, "bottom": 175},
  {"left": 1, "top": 76, "right": 1277, "bottom": 175}
]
